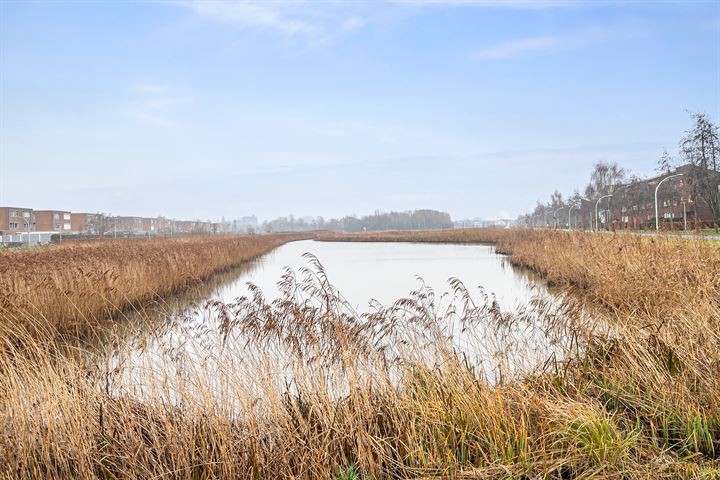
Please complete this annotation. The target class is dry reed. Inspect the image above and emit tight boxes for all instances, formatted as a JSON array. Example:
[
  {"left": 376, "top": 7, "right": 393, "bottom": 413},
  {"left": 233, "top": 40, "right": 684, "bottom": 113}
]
[
  {"left": 1, "top": 229, "right": 718, "bottom": 479},
  {"left": 0, "top": 233, "right": 309, "bottom": 336}
]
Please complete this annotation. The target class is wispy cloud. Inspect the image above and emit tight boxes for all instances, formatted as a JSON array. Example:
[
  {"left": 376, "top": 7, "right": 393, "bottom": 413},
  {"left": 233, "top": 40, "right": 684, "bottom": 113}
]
[
  {"left": 342, "top": 16, "right": 366, "bottom": 32},
  {"left": 390, "top": 0, "right": 614, "bottom": 8},
  {"left": 124, "top": 83, "right": 193, "bottom": 128},
  {"left": 171, "top": 1, "right": 316, "bottom": 36},
  {"left": 472, "top": 35, "right": 559, "bottom": 60},
  {"left": 168, "top": 1, "right": 367, "bottom": 43},
  {"left": 471, "top": 27, "right": 611, "bottom": 60}
]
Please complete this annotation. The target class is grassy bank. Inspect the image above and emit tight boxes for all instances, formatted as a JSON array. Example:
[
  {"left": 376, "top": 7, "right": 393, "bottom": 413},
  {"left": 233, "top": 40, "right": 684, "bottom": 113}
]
[
  {"left": 0, "top": 233, "right": 309, "bottom": 335},
  {"left": 1, "top": 229, "right": 719, "bottom": 478}
]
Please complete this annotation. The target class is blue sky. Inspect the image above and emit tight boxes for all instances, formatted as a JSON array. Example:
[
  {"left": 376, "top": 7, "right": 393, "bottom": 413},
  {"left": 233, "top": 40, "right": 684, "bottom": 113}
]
[{"left": 1, "top": 0, "right": 719, "bottom": 221}]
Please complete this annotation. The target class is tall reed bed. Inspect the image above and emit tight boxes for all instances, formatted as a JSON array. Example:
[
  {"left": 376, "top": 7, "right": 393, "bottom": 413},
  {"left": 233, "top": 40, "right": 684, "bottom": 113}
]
[
  {"left": 0, "top": 233, "right": 308, "bottom": 335},
  {"left": 1, "top": 229, "right": 718, "bottom": 478}
]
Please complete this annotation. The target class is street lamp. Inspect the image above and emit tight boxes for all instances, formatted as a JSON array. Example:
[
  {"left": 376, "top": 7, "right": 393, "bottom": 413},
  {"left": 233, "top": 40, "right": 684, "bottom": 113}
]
[
  {"left": 654, "top": 173, "right": 684, "bottom": 233},
  {"left": 595, "top": 194, "right": 613, "bottom": 232},
  {"left": 568, "top": 203, "right": 581, "bottom": 231},
  {"left": 573, "top": 196, "right": 593, "bottom": 230},
  {"left": 544, "top": 211, "right": 553, "bottom": 228},
  {"left": 554, "top": 207, "right": 564, "bottom": 229}
]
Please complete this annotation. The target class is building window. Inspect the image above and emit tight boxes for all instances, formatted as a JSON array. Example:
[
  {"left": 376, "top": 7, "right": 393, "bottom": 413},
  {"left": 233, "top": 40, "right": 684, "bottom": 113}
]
[
  {"left": 22, "top": 211, "right": 30, "bottom": 218},
  {"left": 54, "top": 224, "right": 60, "bottom": 230},
  {"left": 53, "top": 213, "right": 60, "bottom": 220},
  {"left": 64, "top": 223, "right": 71, "bottom": 230},
  {"left": 9, "top": 222, "right": 18, "bottom": 229},
  {"left": 63, "top": 213, "right": 70, "bottom": 220},
  {"left": 9, "top": 210, "right": 18, "bottom": 217},
  {"left": 23, "top": 222, "right": 29, "bottom": 228}
]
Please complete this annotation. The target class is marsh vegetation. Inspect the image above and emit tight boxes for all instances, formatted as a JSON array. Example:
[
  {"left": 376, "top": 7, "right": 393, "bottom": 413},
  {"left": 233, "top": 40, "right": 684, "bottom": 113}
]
[{"left": 1, "top": 229, "right": 718, "bottom": 478}]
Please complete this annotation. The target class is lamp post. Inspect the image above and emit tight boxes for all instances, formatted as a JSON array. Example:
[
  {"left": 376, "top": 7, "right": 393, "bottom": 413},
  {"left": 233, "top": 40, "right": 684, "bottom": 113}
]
[
  {"left": 681, "top": 198, "right": 687, "bottom": 231},
  {"left": 654, "top": 173, "right": 684, "bottom": 233},
  {"left": 595, "top": 194, "right": 613, "bottom": 232},
  {"left": 544, "top": 211, "right": 553, "bottom": 228},
  {"left": 554, "top": 207, "right": 564, "bottom": 229},
  {"left": 574, "top": 196, "right": 593, "bottom": 230},
  {"left": 568, "top": 203, "right": 581, "bottom": 231}
]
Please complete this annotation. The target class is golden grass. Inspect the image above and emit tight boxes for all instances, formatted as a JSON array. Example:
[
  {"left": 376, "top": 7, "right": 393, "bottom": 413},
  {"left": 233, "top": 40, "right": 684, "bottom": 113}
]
[
  {"left": 0, "top": 233, "right": 309, "bottom": 335},
  {"left": 1, "top": 229, "right": 719, "bottom": 479}
]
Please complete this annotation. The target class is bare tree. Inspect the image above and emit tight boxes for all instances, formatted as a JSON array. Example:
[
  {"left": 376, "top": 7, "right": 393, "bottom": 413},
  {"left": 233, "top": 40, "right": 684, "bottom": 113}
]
[
  {"left": 679, "top": 113, "right": 720, "bottom": 228},
  {"left": 89, "top": 213, "right": 112, "bottom": 238},
  {"left": 584, "top": 161, "right": 627, "bottom": 199},
  {"left": 656, "top": 149, "right": 673, "bottom": 175}
]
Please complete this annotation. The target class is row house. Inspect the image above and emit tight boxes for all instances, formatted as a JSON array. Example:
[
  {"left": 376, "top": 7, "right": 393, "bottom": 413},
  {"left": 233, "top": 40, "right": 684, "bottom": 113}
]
[
  {"left": 0, "top": 207, "right": 35, "bottom": 234},
  {"left": 113, "top": 216, "right": 143, "bottom": 234},
  {"left": 3, "top": 206, "right": 251, "bottom": 238},
  {"left": 173, "top": 220, "right": 196, "bottom": 234},
  {"left": 608, "top": 164, "right": 715, "bottom": 230},
  {"left": 142, "top": 217, "right": 158, "bottom": 233},
  {"left": 71, "top": 213, "right": 100, "bottom": 234},
  {"left": 565, "top": 164, "right": 716, "bottom": 231},
  {"left": 34, "top": 210, "right": 72, "bottom": 233}
]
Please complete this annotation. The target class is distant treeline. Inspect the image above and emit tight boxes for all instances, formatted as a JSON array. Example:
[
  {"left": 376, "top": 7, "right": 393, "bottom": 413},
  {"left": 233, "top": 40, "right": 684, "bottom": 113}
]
[{"left": 262, "top": 209, "right": 453, "bottom": 233}]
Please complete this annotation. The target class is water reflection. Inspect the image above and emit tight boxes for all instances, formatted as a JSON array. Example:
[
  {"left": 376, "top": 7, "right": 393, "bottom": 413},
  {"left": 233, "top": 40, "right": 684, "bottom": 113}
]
[
  {"left": 209, "top": 240, "right": 546, "bottom": 313},
  {"left": 102, "top": 240, "right": 579, "bottom": 402}
]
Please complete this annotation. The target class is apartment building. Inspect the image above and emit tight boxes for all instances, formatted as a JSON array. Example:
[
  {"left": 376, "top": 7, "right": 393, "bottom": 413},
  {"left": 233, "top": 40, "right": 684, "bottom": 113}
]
[
  {"left": 142, "top": 217, "right": 158, "bottom": 233},
  {"left": 71, "top": 213, "right": 98, "bottom": 233},
  {"left": 35, "top": 210, "right": 72, "bottom": 232},
  {"left": 609, "top": 165, "right": 715, "bottom": 230},
  {"left": 0, "top": 207, "right": 35, "bottom": 234},
  {"left": 565, "top": 164, "right": 717, "bottom": 230},
  {"left": 113, "top": 216, "right": 143, "bottom": 234}
]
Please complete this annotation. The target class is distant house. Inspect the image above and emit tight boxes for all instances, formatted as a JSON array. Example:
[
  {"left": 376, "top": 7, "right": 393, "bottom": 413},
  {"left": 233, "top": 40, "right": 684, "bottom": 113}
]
[
  {"left": 34, "top": 210, "right": 72, "bottom": 233},
  {"left": 113, "top": 216, "right": 143, "bottom": 234},
  {"left": 142, "top": 217, "right": 158, "bottom": 233},
  {"left": 607, "top": 164, "right": 716, "bottom": 230},
  {"left": 71, "top": 213, "right": 98, "bottom": 234},
  {"left": 0, "top": 207, "right": 35, "bottom": 234}
]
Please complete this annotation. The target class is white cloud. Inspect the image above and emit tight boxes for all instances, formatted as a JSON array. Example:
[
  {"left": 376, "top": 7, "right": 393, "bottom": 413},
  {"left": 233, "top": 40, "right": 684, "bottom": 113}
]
[
  {"left": 124, "top": 83, "right": 193, "bottom": 128},
  {"left": 342, "top": 16, "right": 366, "bottom": 32},
  {"left": 168, "top": 1, "right": 368, "bottom": 42},
  {"left": 471, "top": 27, "right": 611, "bottom": 60},
  {"left": 390, "top": 0, "right": 611, "bottom": 7},
  {"left": 173, "top": 1, "right": 316, "bottom": 36},
  {"left": 472, "top": 35, "right": 559, "bottom": 60}
]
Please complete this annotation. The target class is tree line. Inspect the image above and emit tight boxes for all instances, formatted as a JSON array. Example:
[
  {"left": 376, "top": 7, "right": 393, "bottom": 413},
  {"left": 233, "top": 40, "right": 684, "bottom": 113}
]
[
  {"left": 518, "top": 112, "right": 720, "bottom": 230},
  {"left": 261, "top": 209, "right": 453, "bottom": 233}
]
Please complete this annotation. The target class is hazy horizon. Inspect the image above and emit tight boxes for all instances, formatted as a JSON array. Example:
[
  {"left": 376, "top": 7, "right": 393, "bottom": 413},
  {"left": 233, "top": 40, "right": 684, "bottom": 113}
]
[{"left": 2, "top": 0, "right": 719, "bottom": 221}]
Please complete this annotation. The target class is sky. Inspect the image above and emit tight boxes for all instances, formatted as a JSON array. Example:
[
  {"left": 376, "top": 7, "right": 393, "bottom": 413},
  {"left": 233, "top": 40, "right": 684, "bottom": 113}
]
[{"left": 1, "top": 0, "right": 719, "bottom": 222}]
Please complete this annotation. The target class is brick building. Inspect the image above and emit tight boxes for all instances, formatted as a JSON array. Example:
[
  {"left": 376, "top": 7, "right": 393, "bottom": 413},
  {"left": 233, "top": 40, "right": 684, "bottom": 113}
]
[
  {"left": 70, "top": 213, "right": 98, "bottom": 233},
  {"left": 113, "top": 216, "right": 143, "bottom": 234},
  {"left": 0, "top": 207, "right": 35, "bottom": 234},
  {"left": 34, "top": 210, "right": 72, "bottom": 232},
  {"left": 567, "top": 164, "right": 717, "bottom": 230},
  {"left": 142, "top": 217, "right": 158, "bottom": 233}
]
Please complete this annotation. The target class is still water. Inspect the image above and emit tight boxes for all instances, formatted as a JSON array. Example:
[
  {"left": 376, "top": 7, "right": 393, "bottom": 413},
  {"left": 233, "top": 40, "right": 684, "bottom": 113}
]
[
  {"left": 206, "top": 240, "right": 545, "bottom": 313},
  {"left": 107, "top": 240, "right": 565, "bottom": 399}
]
